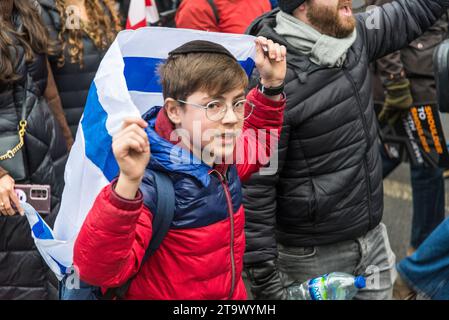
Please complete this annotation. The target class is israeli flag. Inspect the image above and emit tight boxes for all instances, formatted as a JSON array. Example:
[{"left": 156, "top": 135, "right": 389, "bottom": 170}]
[{"left": 24, "top": 27, "right": 257, "bottom": 280}]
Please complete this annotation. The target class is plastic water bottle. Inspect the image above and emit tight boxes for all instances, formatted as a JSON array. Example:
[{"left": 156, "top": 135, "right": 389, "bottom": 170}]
[{"left": 286, "top": 272, "right": 366, "bottom": 300}]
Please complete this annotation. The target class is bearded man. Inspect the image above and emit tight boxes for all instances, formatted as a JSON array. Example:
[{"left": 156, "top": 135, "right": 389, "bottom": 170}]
[{"left": 242, "top": 0, "right": 449, "bottom": 300}]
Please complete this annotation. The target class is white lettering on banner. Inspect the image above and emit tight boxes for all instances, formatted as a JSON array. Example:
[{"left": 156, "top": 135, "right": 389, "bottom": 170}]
[
  {"left": 403, "top": 114, "right": 425, "bottom": 165},
  {"left": 418, "top": 106, "right": 427, "bottom": 121}
]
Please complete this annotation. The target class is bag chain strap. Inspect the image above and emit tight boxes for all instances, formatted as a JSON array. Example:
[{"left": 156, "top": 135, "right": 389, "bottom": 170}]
[{"left": 0, "top": 120, "right": 28, "bottom": 161}]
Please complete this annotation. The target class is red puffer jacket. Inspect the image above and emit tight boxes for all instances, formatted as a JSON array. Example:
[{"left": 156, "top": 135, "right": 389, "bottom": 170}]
[
  {"left": 73, "top": 88, "right": 285, "bottom": 299},
  {"left": 175, "top": 0, "right": 271, "bottom": 34}
]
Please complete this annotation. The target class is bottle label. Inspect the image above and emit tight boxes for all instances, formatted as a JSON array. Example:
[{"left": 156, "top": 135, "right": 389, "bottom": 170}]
[{"left": 308, "top": 275, "right": 328, "bottom": 300}]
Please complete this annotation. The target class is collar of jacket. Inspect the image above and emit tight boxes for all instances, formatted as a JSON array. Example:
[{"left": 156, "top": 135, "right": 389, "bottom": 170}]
[
  {"left": 274, "top": 11, "right": 357, "bottom": 69},
  {"left": 247, "top": 8, "right": 329, "bottom": 83},
  {"left": 143, "top": 106, "right": 224, "bottom": 188}
]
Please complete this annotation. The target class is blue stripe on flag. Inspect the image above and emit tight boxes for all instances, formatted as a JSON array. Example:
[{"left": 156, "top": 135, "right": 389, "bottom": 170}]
[
  {"left": 24, "top": 201, "right": 68, "bottom": 276},
  {"left": 81, "top": 83, "right": 119, "bottom": 182},
  {"left": 31, "top": 213, "right": 54, "bottom": 240},
  {"left": 123, "top": 57, "right": 255, "bottom": 93},
  {"left": 124, "top": 57, "right": 162, "bottom": 93},
  {"left": 51, "top": 257, "right": 68, "bottom": 275}
]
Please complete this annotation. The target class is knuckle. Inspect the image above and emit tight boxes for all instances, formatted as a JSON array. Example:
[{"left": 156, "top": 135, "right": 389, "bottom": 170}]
[{"left": 127, "top": 131, "right": 136, "bottom": 139}]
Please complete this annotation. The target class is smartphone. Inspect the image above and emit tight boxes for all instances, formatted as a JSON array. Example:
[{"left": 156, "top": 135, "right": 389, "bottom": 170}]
[{"left": 14, "top": 184, "right": 51, "bottom": 215}]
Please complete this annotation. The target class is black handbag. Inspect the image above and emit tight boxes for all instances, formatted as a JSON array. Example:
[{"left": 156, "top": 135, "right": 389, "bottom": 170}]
[
  {"left": 0, "top": 75, "right": 35, "bottom": 181},
  {"left": 433, "top": 38, "right": 449, "bottom": 113},
  {"left": 0, "top": 125, "right": 27, "bottom": 181}
]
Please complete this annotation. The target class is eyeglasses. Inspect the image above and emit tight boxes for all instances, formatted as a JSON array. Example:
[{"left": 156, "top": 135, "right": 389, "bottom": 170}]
[{"left": 176, "top": 98, "right": 254, "bottom": 122}]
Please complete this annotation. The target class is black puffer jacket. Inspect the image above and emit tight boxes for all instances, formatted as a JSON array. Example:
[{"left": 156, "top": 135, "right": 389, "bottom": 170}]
[
  {"left": 367, "top": 0, "right": 449, "bottom": 106},
  {"left": 38, "top": 0, "right": 108, "bottom": 138},
  {"left": 0, "top": 35, "right": 68, "bottom": 299},
  {"left": 243, "top": 0, "right": 449, "bottom": 298}
]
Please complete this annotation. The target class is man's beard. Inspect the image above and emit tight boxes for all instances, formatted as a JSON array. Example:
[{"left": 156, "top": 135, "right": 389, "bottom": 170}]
[{"left": 306, "top": 0, "right": 356, "bottom": 38}]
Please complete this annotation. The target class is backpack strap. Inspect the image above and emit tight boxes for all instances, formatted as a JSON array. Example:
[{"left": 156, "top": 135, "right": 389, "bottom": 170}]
[
  {"left": 207, "top": 0, "right": 220, "bottom": 25},
  {"left": 102, "top": 170, "right": 175, "bottom": 300},
  {"left": 140, "top": 170, "right": 176, "bottom": 265}
]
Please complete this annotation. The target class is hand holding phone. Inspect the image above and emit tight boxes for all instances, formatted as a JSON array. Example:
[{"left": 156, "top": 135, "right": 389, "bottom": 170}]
[
  {"left": 0, "top": 174, "right": 24, "bottom": 216},
  {"left": 14, "top": 184, "right": 51, "bottom": 215}
]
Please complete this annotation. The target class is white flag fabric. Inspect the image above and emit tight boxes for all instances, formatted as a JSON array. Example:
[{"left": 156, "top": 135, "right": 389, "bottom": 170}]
[{"left": 25, "top": 27, "right": 256, "bottom": 280}]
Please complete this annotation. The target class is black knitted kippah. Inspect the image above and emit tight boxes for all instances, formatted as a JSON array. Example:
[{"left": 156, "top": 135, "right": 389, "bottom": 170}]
[
  {"left": 278, "top": 0, "right": 306, "bottom": 13},
  {"left": 168, "top": 40, "right": 237, "bottom": 61}
]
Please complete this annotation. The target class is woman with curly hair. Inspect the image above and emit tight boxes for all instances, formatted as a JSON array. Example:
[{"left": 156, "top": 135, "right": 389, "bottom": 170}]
[
  {"left": 38, "top": 0, "right": 122, "bottom": 139},
  {"left": 0, "top": 0, "right": 70, "bottom": 299}
]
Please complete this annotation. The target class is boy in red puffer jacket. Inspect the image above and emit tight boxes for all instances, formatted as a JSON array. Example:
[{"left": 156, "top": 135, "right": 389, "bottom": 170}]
[{"left": 73, "top": 37, "right": 286, "bottom": 299}]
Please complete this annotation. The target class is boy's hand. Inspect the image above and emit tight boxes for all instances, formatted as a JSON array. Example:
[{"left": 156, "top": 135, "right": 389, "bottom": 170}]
[
  {"left": 254, "top": 36, "right": 287, "bottom": 88},
  {"left": 112, "top": 118, "right": 150, "bottom": 199}
]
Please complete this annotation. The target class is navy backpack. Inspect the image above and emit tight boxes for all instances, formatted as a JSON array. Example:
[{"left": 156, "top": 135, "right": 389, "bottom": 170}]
[{"left": 59, "top": 170, "right": 175, "bottom": 300}]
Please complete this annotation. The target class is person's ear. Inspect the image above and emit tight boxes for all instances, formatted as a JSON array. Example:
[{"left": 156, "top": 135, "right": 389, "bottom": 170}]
[
  {"left": 293, "top": 2, "right": 307, "bottom": 16},
  {"left": 164, "top": 98, "right": 182, "bottom": 125}
]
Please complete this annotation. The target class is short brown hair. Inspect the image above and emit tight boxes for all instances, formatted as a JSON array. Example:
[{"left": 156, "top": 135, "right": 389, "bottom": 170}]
[{"left": 158, "top": 52, "right": 248, "bottom": 101}]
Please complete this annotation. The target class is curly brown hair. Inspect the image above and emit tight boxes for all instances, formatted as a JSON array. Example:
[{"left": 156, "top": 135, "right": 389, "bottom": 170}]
[
  {"left": 0, "top": 0, "right": 56, "bottom": 84},
  {"left": 55, "top": 0, "right": 122, "bottom": 68}
]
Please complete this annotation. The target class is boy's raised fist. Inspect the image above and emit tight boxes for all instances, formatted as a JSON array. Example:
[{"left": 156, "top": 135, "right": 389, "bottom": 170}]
[
  {"left": 112, "top": 118, "right": 150, "bottom": 185},
  {"left": 254, "top": 36, "right": 287, "bottom": 88}
]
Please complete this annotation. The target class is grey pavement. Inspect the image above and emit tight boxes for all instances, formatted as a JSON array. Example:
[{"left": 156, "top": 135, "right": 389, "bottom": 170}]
[
  {"left": 383, "top": 112, "right": 449, "bottom": 262},
  {"left": 382, "top": 163, "right": 449, "bottom": 262}
]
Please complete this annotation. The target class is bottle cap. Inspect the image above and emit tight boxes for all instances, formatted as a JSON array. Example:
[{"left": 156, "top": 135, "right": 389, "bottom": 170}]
[{"left": 354, "top": 276, "right": 366, "bottom": 289}]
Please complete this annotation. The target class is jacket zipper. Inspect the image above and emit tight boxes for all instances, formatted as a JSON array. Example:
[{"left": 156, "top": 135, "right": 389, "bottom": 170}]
[
  {"left": 343, "top": 68, "right": 373, "bottom": 229},
  {"left": 211, "top": 169, "right": 236, "bottom": 299}
]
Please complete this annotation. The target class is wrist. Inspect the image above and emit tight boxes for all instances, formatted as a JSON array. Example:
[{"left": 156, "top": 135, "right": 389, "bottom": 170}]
[
  {"left": 257, "top": 80, "right": 284, "bottom": 100},
  {"left": 260, "top": 78, "right": 284, "bottom": 88},
  {"left": 385, "top": 78, "right": 411, "bottom": 93},
  {"left": 115, "top": 173, "right": 142, "bottom": 200}
]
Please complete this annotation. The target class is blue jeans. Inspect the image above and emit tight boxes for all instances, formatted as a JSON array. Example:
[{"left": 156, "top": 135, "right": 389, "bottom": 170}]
[
  {"left": 397, "top": 217, "right": 449, "bottom": 299},
  {"left": 380, "top": 146, "right": 445, "bottom": 249}
]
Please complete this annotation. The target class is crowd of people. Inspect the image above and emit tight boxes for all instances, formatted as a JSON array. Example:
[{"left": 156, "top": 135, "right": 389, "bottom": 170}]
[{"left": 0, "top": 0, "right": 448, "bottom": 300}]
